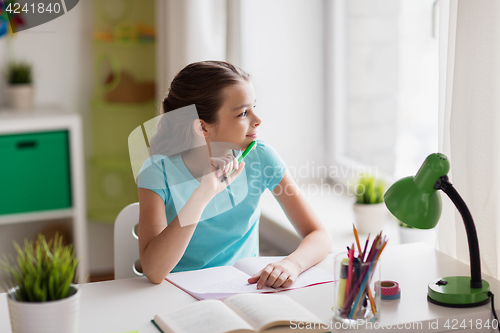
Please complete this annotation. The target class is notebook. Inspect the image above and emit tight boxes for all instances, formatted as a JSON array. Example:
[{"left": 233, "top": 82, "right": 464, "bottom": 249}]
[{"left": 166, "top": 256, "right": 334, "bottom": 300}]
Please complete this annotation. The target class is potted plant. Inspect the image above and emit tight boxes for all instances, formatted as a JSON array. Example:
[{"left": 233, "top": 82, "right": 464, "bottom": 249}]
[
  {"left": 0, "top": 234, "right": 80, "bottom": 333},
  {"left": 5, "top": 61, "right": 34, "bottom": 110},
  {"left": 353, "top": 174, "right": 387, "bottom": 234}
]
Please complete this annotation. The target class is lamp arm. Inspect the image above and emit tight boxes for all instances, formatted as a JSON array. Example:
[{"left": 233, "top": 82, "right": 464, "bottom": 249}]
[{"left": 434, "top": 175, "right": 483, "bottom": 288}]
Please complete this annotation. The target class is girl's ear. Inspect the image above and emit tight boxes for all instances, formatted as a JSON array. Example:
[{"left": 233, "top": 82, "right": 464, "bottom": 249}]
[{"left": 193, "top": 119, "right": 209, "bottom": 138}]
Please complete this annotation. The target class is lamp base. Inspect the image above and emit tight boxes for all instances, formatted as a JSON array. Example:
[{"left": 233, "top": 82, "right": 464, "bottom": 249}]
[{"left": 427, "top": 276, "right": 490, "bottom": 308}]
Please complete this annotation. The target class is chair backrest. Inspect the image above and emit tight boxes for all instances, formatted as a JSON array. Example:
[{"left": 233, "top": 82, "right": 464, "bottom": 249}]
[{"left": 114, "top": 202, "right": 143, "bottom": 279}]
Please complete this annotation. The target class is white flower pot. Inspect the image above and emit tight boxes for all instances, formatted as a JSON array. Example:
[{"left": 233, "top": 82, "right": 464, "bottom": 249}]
[
  {"left": 353, "top": 203, "right": 387, "bottom": 235},
  {"left": 7, "top": 285, "right": 80, "bottom": 333},
  {"left": 6, "top": 84, "right": 34, "bottom": 111},
  {"left": 399, "top": 227, "right": 436, "bottom": 245}
]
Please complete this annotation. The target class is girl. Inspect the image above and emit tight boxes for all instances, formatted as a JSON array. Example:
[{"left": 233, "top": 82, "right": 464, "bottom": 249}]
[{"left": 137, "top": 61, "right": 332, "bottom": 288}]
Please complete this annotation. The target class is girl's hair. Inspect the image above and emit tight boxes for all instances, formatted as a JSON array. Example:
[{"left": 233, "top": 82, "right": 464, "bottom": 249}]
[
  {"left": 150, "top": 61, "right": 250, "bottom": 156},
  {"left": 163, "top": 61, "right": 250, "bottom": 119}
]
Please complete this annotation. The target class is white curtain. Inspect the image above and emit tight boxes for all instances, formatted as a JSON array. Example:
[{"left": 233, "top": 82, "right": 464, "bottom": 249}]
[
  {"left": 155, "top": 0, "right": 241, "bottom": 102},
  {"left": 437, "top": 0, "right": 500, "bottom": 279}
]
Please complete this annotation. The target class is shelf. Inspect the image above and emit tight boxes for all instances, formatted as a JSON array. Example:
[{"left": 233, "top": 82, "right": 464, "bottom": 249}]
[
  {"left": 0, "top": 208, "right": 74, "bottom": 226},
  {"left": 90, "top": 100, "right": 157, "bottom": 157},
  {"left": 90, "top": 0, "right": 156, "bottom": 226},
  {"left": 0, "top": 107, "right": 81, "bottom": 134},
  {"left": 89, "top": 156, "right": 131, "bottom": 168},
  {"left": 93, "top": 40, "right": 155, "bottom": 47},
  {"left": 88, "top": 209, "right": 126, "bottom": 224},
  {"left": 87, "top": 155, "right": 138, "bottom": 224},
  {"left": 91, "top": 99, "right": 157, "bottom": 112}
]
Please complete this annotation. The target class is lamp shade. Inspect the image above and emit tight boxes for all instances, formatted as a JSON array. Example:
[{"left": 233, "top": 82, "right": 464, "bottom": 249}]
[{"left": 384, "top": 153, "right": 450, "bottom": 229}]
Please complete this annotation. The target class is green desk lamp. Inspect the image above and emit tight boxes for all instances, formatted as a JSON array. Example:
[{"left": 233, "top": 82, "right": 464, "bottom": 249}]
[{"left": 384, "top": 153, "right": 490, "bottom": 307}]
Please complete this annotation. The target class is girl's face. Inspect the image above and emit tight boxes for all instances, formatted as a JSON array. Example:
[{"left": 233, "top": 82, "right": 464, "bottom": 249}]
[{"left": 206, "top": 80, "right": 261, "bottom": 151}]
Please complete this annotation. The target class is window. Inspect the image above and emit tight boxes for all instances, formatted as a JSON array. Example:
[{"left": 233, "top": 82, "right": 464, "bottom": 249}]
[{"left": 327, "top": 0, "right": 439, "bottom": 180}]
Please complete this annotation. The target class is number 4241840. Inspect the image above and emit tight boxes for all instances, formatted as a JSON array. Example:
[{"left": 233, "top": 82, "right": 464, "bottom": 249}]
[
  {"left": 5, "top": 2, "right": 62, "bottom": 14},
  {"left": 444, "top": 319, "right": 499, "bottom": 330}
]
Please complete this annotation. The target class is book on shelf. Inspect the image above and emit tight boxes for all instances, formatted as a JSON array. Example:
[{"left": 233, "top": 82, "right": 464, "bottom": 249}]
[
  {"left": 165, "top": 256, "right": 334, "bottom": 300},
  {"left": 152, "top": 293, "right": 326, "bottom": 333}
]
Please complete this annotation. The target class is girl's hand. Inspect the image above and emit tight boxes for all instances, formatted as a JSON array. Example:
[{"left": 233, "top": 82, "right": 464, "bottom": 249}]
[
  {"left": 212, "top": 153, "right": 239, "bottom": 179},
  {"left": 197, "top": 153, "right": 245, "bottom": 198},
  {"left": 247, "top": 258, "right": 301, "bottom": 289}
]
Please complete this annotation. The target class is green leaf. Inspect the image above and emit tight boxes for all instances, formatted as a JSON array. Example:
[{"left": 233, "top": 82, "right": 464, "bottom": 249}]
[
  {"left": 356, "top": 174, "right": 386, "bottom": 204},
  {"left": 0, "top": 233, "right": 79, "bottom": 302},
  {"left": 7, "top": 62, "right": 32, "bottom": 85}
]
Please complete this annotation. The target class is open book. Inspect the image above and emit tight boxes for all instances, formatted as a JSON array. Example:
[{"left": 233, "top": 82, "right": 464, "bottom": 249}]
[
  {"left": 152, "top": 293, "right": 326, "bottom": 333},
  {"left": 166, "top": 256, "right": 334, "bottom": 300}
]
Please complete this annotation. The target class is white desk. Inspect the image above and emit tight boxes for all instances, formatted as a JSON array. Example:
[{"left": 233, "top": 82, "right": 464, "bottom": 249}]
[{"left": 1, "top": 243, "right": 499, "bottom": 332}]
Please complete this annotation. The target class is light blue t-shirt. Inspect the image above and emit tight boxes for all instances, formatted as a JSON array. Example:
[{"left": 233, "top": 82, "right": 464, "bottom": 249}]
[{"left": 137, "top": 140, "right": 286, "bottom": 272}]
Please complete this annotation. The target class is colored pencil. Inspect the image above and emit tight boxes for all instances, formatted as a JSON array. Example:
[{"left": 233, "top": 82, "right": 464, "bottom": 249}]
[
  {"left": 349, "top": 242, "right": 384, "bottom": 318},
  {"left": 341, "top": 259, "right": 370, "bottom": 316},
  {"left": 361, "top": 234, "right": 370, "bottom": 262},
  {"left": 353, "top": 224, "right": 362, "bottom": 254},
  {"left": 367, "top": 288, "right": 376, "bottom": 314},
  {"left": 365, "top": 232, "right": 381, "bottom": 263},
  {"left": 375, "top": 238, "right": 388, "bottom": 261},
  {"left": 340, "top": 230, "right": 389, "bottom": 318},
  {"left": 345, "top": 244, "right": 354, "bottom": 301},
  {"left": 343, "top": 245, "right": 354, "bottom": 311},
  {"left": 367, "top": 238, "right": 388, "bottom": 315}
]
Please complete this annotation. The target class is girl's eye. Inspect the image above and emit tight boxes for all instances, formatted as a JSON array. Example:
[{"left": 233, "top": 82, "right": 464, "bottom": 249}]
[{"left": 238, "top": 110, "right": 248, "bottom": 117}]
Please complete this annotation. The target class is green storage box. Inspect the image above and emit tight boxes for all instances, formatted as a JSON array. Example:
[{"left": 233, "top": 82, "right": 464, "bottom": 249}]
[{"left": 0, "top": 131, "right": 72, "bottom": 215}]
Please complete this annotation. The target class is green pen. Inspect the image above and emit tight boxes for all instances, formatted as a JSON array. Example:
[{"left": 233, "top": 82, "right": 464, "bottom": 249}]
[{"left": 220, "top": 140, "right": 257, "bottom": 183}]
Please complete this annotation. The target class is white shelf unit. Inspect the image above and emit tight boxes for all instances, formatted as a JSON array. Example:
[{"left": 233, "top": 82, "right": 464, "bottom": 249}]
[{"left": 0, "top": 106, "right": 89, "bottom": 283}]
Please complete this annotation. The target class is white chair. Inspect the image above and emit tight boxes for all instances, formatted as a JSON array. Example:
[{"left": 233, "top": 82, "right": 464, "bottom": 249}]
[{"left": 114, "top": 202, "right": 143, "bottom": 279}]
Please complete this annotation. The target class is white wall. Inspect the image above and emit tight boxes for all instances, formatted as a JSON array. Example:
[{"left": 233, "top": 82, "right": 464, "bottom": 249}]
[
  {"left": 0, "top": 0, "right": 328, "bottom": 275},
  {"left": 240, "top": 0, "right": 326, "bottom": 182},
  {"left": 0, "top": 2, "right": 115, "bottom": 275},
  {"left": 0, "top": 2, "right": 92, "bottom": 119}
]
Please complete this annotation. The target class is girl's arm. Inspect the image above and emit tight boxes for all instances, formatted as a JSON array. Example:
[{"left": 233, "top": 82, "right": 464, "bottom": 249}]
[
  {"left": 248, "top": 170, "right": 332, "bottom": 289},
  {"left": 138, "top": 187, "right": 211, "bottom": 284},
  {"left": 138, "top": 159, "right": 245, "bottom": 284}
]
